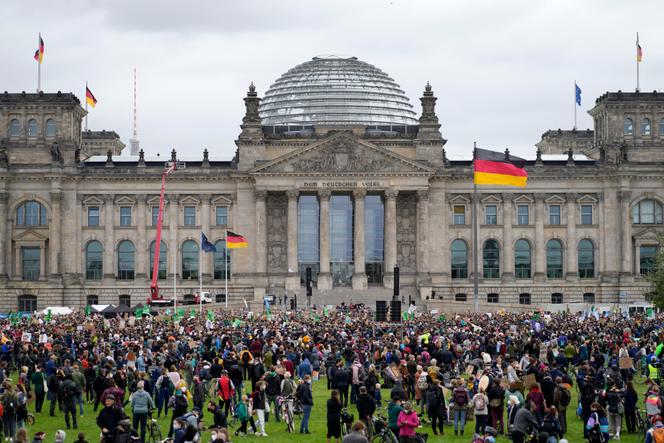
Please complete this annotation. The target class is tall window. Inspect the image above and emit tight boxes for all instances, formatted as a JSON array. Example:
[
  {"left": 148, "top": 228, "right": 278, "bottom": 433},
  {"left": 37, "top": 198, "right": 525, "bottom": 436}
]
[
  {"left": 298, "top": 195, "right": 320, "bottom": 284},
  {"left": 45, "top": 119, "right": 56, "bottom": 137},
  {"left": 21, "top": 247, "right": 40, "bottom": 280},
  {"left": 117, "top": 240, "right": 135, "bottom": 280},
  {"left": 152, "top": 207, "right": 160, "bottom": 226},
  {"left": 485, "top": 205, "right": 497, "bottom": 225},
  {"left": 453, "top": 205, "right": 465, "bottom": 225},
  {"left": 632, "top": 200, "right": 664, "bottom": 224},
  {"left": 18, "top": 295, "right": 37, "bottom": 312},
  {"left": 642, "top": 118, "right": 652, "bottom": 136},
  {"left": 181, "top": 240, "right": 198, "bottom": 279},
  {"left": 330, "top": 195, "right": 353, "bottom": 286},
  {"left": 85, "top": 241, "right": 103, "bottom": 280},
  {"left": 9, "top": 119, "right": 20, "bottom": 137},
  {"left": 214, "top": 240, "right": 231, "bottom": 280},
  {"left": 451, "top": 239, "right": 468, "bottom": 279},
  {"left": 27, "top": 119, "right": 38, "bottom": 137},
  {"left": 640, "top": 245, "right": 657, "bottom": 275},
  {"left": 514, "top": 239, "right": 531, "bottom": 279},
  {"left": 624, "top": 117, "right": 634, "bottom": 135},
  {"left": 549, "top": 205, "right": 561, "bottom": 225},
  {"left": 16, "top": 201, "right": 47, "bottom": 226},
  {"left": 120, "top": 206, "right": 132, "bottom": 226},
  {"left": 483, "top": 239, "right": 500, "bottom": 279},
  {"left": 578, "top": 239, "right": 595, "bottom": 278},
  {"left": 216, "top": 207, "right": 228, "bottom": 226},
  {"left": 88, "top": 206, "right": 100, "bottom": 227},
  {"left": 519, "top": 293, "right": 531, "bottom": 305},
  {"left": 580, "top": 205, "right": 593, "bottom": 225},
  {"left": 150, "top": 241, "right": 167, "bottom": 280},
  {"left": 365, "top": 195, "right": 384, "bottom": 284},
  {"left": 184, "top": 206, "right": 196, "bottom": 226},
  {"left": 517, "top": 205, "right": 529, "bottom": 225},
  {"left": 546, "top": 239, "right": 563, "bottom": 278}
]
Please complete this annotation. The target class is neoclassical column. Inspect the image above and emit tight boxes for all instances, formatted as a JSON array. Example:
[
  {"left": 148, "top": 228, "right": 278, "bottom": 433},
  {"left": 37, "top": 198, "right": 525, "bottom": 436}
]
[
  {"left": 285, "top": 190, "right": 299, "bottom": 290},
  {"left": 254, "top": 190, "right": 267, "bottom": 276},
  {"left": 39, "top": 244, "right": 47, "bottom": 279},
  {"left": 201, "top": 194, "right": 212, "bottom": 279},
  {"left": 103, "top": 194, "right": 115, "bottom": 279},
  {"left": 317, "top": 190, "right": 332, "bottom": 290},
  {"left": 502, "top": 193, "right": 514, "bottom": 281},
  {"left": 49, "top": 191, "right": 63, "bottom": 278},
  {"left": 352, "top": 189, "right": 367, "bottom": 290},
  {"left": 416, "top": 190, "right": 430, "bottom": 276},
  {"left": 534, "top": 194, "right": 545, "bottom": 281},
  {"left": 136, "top": 194, "right": 147, "bottom": 279},
  {"left": 565, "top": 192, "right": 578, "bottom": 279},
  {"left": 383, "top": 189, "right": 398, "bottom": 289},
  {"left": 619, "top": 190, "right": 633, "bottom": 276},
  {"left": 0, "top": 192, "right": 7, "bottom": 279}
]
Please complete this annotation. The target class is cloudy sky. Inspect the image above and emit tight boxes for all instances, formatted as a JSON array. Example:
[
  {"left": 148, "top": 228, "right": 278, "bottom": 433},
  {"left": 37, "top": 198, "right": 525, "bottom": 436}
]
[{"left": 3, "top": 1, "right": 663, "bottom": 159}]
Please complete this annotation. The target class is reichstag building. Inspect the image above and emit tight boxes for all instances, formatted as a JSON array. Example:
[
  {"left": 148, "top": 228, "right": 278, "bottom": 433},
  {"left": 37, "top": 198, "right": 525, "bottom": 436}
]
[{"left": 0, "top": 55, "right": 662, "bottom": 313}]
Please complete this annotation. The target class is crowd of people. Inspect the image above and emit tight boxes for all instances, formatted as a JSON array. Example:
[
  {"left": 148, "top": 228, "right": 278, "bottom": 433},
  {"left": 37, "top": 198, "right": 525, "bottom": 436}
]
[{"left": 0, "top": 304, "right": 661, "bottom": 443}]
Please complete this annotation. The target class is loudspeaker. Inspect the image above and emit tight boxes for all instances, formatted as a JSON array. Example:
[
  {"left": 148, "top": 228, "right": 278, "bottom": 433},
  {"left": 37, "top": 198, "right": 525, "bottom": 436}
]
[
  {"left": 390, "top": 299, "right": 401, "bottom": 322},
  {"left": 375, "top": 300, "right": 387, "bottom": 322},
  {"left": 393, "top": 265, "right": 400, "bottom": 297}
]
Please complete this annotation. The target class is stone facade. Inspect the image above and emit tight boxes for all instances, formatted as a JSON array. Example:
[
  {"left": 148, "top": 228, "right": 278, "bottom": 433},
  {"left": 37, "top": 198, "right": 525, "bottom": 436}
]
[{"left": 0, "top": 81, "right": 663, "bottom": 314}]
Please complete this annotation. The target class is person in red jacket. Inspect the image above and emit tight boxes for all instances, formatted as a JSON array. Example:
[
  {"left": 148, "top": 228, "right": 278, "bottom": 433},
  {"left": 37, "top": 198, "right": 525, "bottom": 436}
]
[
  {"left": 526, "top": 382, "right": 546, "bottom": 425},
  {"left": 216, "top": 370, "right": 235, "bottom": 418}
]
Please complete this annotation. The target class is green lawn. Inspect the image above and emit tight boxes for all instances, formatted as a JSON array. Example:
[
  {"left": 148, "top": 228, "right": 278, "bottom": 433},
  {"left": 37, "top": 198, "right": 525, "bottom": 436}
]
[{"left": 20, "top": 377, "right": 645, "bottom": 443}]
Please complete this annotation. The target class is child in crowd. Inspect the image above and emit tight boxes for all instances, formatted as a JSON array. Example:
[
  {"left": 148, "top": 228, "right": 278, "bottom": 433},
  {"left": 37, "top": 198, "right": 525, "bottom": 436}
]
[{"left": 375, "top": 383, "right": 382, "bottom": 408}]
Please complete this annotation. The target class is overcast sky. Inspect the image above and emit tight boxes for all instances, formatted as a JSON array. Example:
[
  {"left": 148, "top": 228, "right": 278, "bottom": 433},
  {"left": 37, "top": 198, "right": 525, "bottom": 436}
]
[{"left": 3, "top": 1, "right": 663, "bottom": 159}]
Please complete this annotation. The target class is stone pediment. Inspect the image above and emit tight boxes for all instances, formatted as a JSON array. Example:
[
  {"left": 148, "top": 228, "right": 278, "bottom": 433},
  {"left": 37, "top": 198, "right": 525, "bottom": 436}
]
[
  {"left": 633, "top": 226, "right": 663, "bottom": 242},
  {"left": 13, "top": 229, "right": 48, "bottom": 242},
  {"left": 251, "top": 132, "right": 433, "bottom": 175}
]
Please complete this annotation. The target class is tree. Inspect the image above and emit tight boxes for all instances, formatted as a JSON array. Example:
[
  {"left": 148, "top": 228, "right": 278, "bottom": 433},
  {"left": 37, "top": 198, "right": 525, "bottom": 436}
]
[{"left": 646, "top": 235, "right": 664, "bottom": 308}]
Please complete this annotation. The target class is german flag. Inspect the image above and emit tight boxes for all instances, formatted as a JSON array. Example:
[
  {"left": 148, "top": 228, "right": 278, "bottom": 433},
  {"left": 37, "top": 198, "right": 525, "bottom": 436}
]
[
  {"left": 226, "top": 231, "right": 248, "bottom": 249},
  {"left": 474, "top": 148, "right": 528, "bottom": 187},
  {"left": 86, "top": 86, "right": 97, "bottom": 108},
  {"left": 34, "top": 34, "right": 44, "bottom": 64}
]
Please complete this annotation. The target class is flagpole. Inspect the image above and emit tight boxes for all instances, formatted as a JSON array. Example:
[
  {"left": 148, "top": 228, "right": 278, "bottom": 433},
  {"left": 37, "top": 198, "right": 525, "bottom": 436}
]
[
  {"left": 573, "top": 81, "right": 577, "bottom": 130},
  {"left": 636, "top": 32, "right": 640, "bottom": 92},
  {"left": 37, "top": 33, "right": 41, "bottom": 93},
  {"left": 173, "top": 247, "right": 177, "bottom": 317},
  {"left": 224, "top": 241, "right": 229, "bottom": 309},
  {"left": 199, "top": 241, "right": 203, "bottom": 314},
  {"left": 85, "top": 81, "right": 89, "bottom": 131},
  {"left": 472, "top": 142, "right": 480, "bottom": 313}
]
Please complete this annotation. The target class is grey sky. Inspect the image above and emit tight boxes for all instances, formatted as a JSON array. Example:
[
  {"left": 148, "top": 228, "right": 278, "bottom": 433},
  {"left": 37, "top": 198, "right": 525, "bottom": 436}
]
[{"left": 2, "top": 0, "right": 663, "bottom": 159}]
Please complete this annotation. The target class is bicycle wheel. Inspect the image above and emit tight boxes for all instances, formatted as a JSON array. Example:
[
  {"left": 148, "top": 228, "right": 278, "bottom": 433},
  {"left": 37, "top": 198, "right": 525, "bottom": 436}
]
[
  {"left": 371, "top": 433, "right": 390, "bottom": 443},
  {"left": 150, "top": 421, "right": 163, "bottom": 443}
]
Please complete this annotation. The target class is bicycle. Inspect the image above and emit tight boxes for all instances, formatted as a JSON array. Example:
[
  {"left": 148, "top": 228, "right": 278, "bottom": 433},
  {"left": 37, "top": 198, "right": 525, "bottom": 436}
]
[
  {"left": 341, "top": 408, "right": 354, "bottom": 436},
  {"left": 371, "top": 415, "right": 398, "bottom": 443},
  {"left": 146, "top": 413, "right": 163, "bottom": 443},
  {"left": 278, "top": 395, "right": 295, "bottom": 433},
  {"left": 636, "top": 409, "right": 648, "bottom": 442}
]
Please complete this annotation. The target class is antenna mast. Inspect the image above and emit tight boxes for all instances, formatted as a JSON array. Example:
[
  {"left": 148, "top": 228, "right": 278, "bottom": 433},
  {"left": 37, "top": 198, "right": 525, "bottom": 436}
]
[{"left": 129, "top": 68, "right": 140, "bottom": 156}]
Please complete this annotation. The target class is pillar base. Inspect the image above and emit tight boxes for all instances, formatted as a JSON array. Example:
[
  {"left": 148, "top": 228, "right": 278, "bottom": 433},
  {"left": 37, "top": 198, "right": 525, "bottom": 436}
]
[
  {"left": 317, "top": 273, "right": 332, "bottom": 290},
  {"left": 534, "top": 272, "right": 546, "bottom": 283},
  {"left": 501, "top": 272, "right": 515, "bottom": 283},
  {"left": 352, "top": 273, "right": 368, "bottom": 290},
  {"left": 565, "top": 272, "right": 578, "bottom": 281}
]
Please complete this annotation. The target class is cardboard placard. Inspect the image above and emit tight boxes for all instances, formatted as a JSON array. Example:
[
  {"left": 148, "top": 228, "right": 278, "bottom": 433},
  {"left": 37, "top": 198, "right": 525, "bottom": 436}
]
[
  {"left": 523, "top": 373, "right": 537, "bottom": 390},
  {"left": 619, "top": 356, "right": 633, "bottom": 369}
]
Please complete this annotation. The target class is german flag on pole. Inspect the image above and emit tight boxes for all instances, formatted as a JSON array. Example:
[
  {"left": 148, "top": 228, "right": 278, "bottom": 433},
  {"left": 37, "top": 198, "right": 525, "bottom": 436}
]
[
  {"left": 226, "top": 231, "right": 248, "bottom": 249},
  {"left": 34, "top": 34, "right": 44, "bottom": 64},
  {"left": 474, "top": 148, "right": 528, "bottom": 187},
  {"left": 86, "top": 86, "right": 97, "bottom": 108}
]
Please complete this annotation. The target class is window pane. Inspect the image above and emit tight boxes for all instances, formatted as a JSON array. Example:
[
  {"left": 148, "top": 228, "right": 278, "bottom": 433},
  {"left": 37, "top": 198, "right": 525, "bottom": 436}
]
[
  {"left": 298, "top": 195, "right": 320, "bottom": 263},
  {"left": 624, "top": 118, "right": 633, "bottom": 135},
  {"left": 9, "top": 119, "right": 20, "bottom": 137},
  {"left": 632, "top": 204, "right": 640, "bottom": 224},
  {"left": 150, "top": 241, "right": 167, "bottom": 279},
  {"left": 517, "top": 205, "right": 529, "bottom": 225},
  {"left": 118, "top": 241, "right": 135, "bottom": 280},
  {"left": 45, "top": 119, "right": 56, "bottom": 137},
  {"left": 514, "top": 239, "right": 531, "bottom": 279},
  {"left": 26, "top": 201, "right": 40, "bottom": 226},
  {"left": 485, "top": 205, "right": 497, "bottom": 225},
  {"left": 18, "top": 295, "right": 37, "bottom": 312},
  {"left": 546, "top": 240, "right": 563, "bottom": 278},
  {"left": 152, "top": 207, "right": 160, "bottom": 226},
  {"left": 519, "top": 293, "right": 531, "bottom": 305},
  {"left": 216, "top": 207, "right": 228, "bottom": 226},
  {"left": 583, "top": 293, "right": 595, "bottom": 303},
  {"left": 551, "top": 293, "right": 563, "bottom": 304},
  {"left": 451, "top": 239, "right": 468, "bottom": 279},
  {"left": 581, "top": 205, "right": 593, "bottom": 225},
  {"left": 88, "top": 207, "right": 100, "bottom": 226},
  {"left": 184, "top": 206, "right": 196, "bottom": 226},
  {"left": 27, "top": 119, "right": 37, "bottom": 137},
  {"left": 487, "top": 293, "right": 499, "bottom": 303},
  {"left": 214, "top": 240, "right": 231, "bottom": 280},
  {"left": 120, "top": 206, "right": 132, "bottom": 226},
  {"left": 640, "top": 245, "right": 657, "bottom": 275},
  {"left": 641, "top": 200, "right": 655, "bottom": 224},
  {"left": 455, "top": 293, "right": 467, "bottom": 302},
  {"left": 453, "top": 205, "right": 465, "bottom": 225},
  {"left": 182, "top": 240, "right": 198, "bottom": 279},
  {"left": 483, "top": 240, "right": 500, "bottom": 278},
  {"left": 578, "top": 239, "right": 594, "bottom": 278},
  {"left": 365, "top": 195, "right": 384, "bottom": 263},
  {"left": 642, "top": 118, "right": 651, "bottom": 136},
  {"left": 86, "top": 241, "right": 103, "bottom": 280},
  {"left": 16, "top": 204, "right": 24, "bottom": 225},
  {"left": 549, "top": 205, "right": 561, "bottom": 225},
  {"left": 22, "top": 247, "right": 40, "bottom": 281}
]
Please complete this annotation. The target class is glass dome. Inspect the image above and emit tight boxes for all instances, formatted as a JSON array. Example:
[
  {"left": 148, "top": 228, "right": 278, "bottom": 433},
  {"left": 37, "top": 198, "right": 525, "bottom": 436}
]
[{"left": 259, "top": 55, "right": 418, "bottom": 127}]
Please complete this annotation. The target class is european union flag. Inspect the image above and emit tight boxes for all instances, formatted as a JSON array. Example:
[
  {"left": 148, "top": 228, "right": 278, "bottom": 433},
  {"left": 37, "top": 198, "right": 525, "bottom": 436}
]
[
  {"left": 575, "top": 83, "right": 582, "bottom": 106},
  {"left": 201, "top": 232, "right": 216, "bottom": 253}
]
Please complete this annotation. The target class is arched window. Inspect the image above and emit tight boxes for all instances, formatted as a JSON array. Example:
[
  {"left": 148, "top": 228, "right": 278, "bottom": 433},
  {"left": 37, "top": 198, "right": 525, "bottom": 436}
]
[
  {"left": 514, "top": 239, "right": 531, "bottom": 279},
  {"left": 86, "top": 294, "right": 99, "bottom": 306},
  {"left": 451, "top": 239, "right": 468, "bottom": 279},
  {"left": 18, "top": 294, "right": 37, "bottom": 312},
  {"left": 117, "top": 240, "right": 135, "bottom": 280},
  {"left": 119, "top": 294, "right": 131, "bottom": 307},
  {"left": 624, "top": 118, "right": 634, "bottom": 135},
  {"left": 214, "top": 240, "right": 231, "bottom": 280},
  {"left": 45, "top": 119, "right": 56, "bottom": 137},
  {"left": 578, "top": 239, "right": 595, "bottom": 279},
  {"left": 9, "top": 119, "right": 20, "bottom": 137},
  {"left": 27, "top": 119, "right": 38, "bottom": 137},
  {"left": 16, "top": 201, "right": 47, "bottom": 226},
  {"left": 642, "top": 118, "right": 652, "bottom": 136},
  {"left": 150, "top": 240, "right": 167, "bottom": 280},
  {"left": 182, "top": 240, "right": 198, "bottom": 280},
  {"left": 85, "top": 241, "right": 103, "bottom": 280},
  {"left": 632, "top": 199, "right": 664, "bottom": 224},
  {"left": 483, "top": 239, "right": 500, "bottom": 279},
  {"left": 546, "top": 239, "right": 563, "bottom": 278}
]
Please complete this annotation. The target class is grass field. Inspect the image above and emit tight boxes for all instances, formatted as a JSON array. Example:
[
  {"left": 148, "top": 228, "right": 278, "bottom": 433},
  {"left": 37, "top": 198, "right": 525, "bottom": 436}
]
[{"left": 17, "top": 377, "right": 646, "bottom": 443}]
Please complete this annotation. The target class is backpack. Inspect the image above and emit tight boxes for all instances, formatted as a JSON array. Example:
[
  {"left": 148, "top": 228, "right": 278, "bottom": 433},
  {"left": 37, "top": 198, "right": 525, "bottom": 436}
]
[
  {"left": 425, "top": 388, "right": 440, "bottom": 408},
  {"left": 653, "top": 427, "right": 664, "bottom": 443},
  {"left": 559, "top": 387, "right": 571, "bottom": 407},
  {"left": 453, "top": 388, "right": 468, "bottom": 407},
  {"left": 474, "top": 394, "right": 487, "bottom": 412},
  {"left": 417, "top": 374, "right": 429, "bottom": 391}
]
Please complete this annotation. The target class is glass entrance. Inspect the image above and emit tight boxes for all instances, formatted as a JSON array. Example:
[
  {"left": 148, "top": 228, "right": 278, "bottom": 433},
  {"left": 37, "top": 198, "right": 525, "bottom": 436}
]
[
  {"left": 365, "top": 194, "right": 384, "bottom": 284},
  {"left": 330, "top": 195, "right": 353, "bottom": 286}
]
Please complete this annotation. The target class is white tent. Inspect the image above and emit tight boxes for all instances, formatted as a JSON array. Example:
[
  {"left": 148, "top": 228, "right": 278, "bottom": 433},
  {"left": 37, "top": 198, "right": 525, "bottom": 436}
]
[
  {"left": 41, "top": 307, "right": 73, "bottom": 316},
  {"left": 91, "top": 304, "right": 112, "bottom": 313}
]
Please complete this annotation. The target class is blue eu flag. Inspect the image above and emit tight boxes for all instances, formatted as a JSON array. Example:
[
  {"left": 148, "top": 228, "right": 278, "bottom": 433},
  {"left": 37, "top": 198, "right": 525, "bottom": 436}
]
[
  {"left": 201, "top": 232, "right": 216, "bottom": 253},
  {"left": 575, "top": 83, "right": 582, "bottom": 106}
]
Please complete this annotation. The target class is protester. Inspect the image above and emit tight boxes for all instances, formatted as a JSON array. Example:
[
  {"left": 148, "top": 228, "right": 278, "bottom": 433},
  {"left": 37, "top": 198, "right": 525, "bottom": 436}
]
[
  {"left": 327, "top": 390, "right": 343, "bottom": 443},
  {"left": 342, "top": 421, "right": 369, "bottom": 443},
  {"left": 396, "top": 401, "right": 420, "bottom": 443}
]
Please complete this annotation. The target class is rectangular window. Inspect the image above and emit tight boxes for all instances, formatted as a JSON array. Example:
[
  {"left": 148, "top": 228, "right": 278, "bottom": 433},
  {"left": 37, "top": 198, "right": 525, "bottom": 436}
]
[
  {"left": 216, "top": 206, "right": 228, "bottom": 226},
  {"left": 184, "top": 206, "right": 196, "bottom": 226},
  {"left": 549, "top": 205, "right": 561, "bottom": 225},
  {"left": 640, "top": 245, "right": 657, "bottom": 275},
  {"left": 551, "top": 293, "right": 563, "bottom": 304},
  {"left": 581, "top": 205, "right": 593, "bottom": 225},
  {"left": 22, "top": 247, "right": 40, "bottom": 281},
  {"left": 517, "top": 205, "right": 529, "bottom": 225},
  {"left": 487, "top": 293, "right": 499, "bottom": 303},
  {"left": 453, "top": 205, "right": 466, "bottom": 225},
  {"left": 120, "top": 206, "right": 132, "bottom": 226},
  {"left": 583, "top": 293, "right": 595, "bottom": 303},
  {"left": 88, "top": 206, "right": 100, "bottom": 227},
  {"left": 485, "top": 205, "right": 497, "bottom": 225},
  {"left": 152, "top": 207, "right": 160, "bottom": 226},
  {"left": 519, "top": 293, "right": 531, "bottom": 305},
  {"left": 454, "top": 293, "right": 467, "bottom": 302}
]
